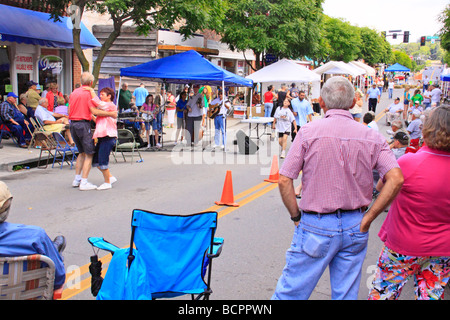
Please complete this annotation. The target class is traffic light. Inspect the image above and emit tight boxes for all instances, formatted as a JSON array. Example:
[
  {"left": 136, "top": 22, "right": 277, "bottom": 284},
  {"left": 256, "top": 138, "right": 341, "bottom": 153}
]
[
  {"left": 403, "top": 31, "right": 409, "bottom": 43},
  {"left": 420, "top": 36, "right": 426, "bottom": 46}
]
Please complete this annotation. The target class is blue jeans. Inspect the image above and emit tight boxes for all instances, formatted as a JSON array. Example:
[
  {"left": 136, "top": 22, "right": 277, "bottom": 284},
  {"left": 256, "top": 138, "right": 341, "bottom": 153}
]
[
  {"left": 214, "top": 115, "right": 226, "bottom": 147},
  {"left": 93, "top": 136, "right": 116, "bottom": 170},
  {"left": 272, "top": 209, "right": 369, "bottom": 300},
  {"left": 388, "top": 88, "right": 393, "bottom": 99}
]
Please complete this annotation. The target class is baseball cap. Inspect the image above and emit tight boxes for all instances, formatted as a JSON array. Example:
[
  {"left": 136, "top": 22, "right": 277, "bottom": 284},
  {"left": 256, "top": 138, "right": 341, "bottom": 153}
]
[
  {"left": 395, "top": 97, "right": 400, "bottom": 101},
  {"left": 393, "top": 131, "right": 409, "bottom": 145},
  {"left": 26, "top": 80, "right": 38, "bottom": 87},
  {"left": 7, "top": 92, "right": 18, "bottom": 98},
  {"left": 414, "top": 100, "right": 420, "bottom": 104},
  {"left": 0, "top": 181, "right": 12, "bottom": 210}
]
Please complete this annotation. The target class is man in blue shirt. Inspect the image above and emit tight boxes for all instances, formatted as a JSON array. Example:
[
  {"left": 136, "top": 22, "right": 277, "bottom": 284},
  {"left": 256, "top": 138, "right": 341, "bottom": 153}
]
[
  {"left": 407, "top": 110, "right": 422, "bottom": 140},
  {"left": 132, "top": 83, "right": 149, "bottom": 108},
  {"left": 290, "top": 91, "right": 313, "bottom": 141},
  {"left": 365, "top": 83, "right": 381, "bottom": 113},
  {"left": 0, "top": 181, "right": 66, "bottom": 289}
]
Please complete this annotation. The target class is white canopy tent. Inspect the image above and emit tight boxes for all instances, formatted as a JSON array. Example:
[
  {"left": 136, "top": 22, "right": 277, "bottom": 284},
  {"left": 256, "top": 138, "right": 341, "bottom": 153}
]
[
  {"left": 350, "top": 60, "right": 376, "bottom": 77},
  {"left": 314, "top": 61, "right": 364, "bottom": 77},
  {"left": 314, "top": 60, "right": 368, "bottom": 90},
  {"left": 245, "top": 59, "right": 321, "bottom": 117}
]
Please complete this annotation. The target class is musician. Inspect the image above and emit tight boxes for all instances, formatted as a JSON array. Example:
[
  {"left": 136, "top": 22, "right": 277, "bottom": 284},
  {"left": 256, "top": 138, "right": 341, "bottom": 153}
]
[
  {"left": 186, "top": 84, "right": 204, "bottom": 146},
  {"left": 210, "top": 91, "right": 230, "bottom": 149},
  {"left": 141, "top": 94, "right": 161, "bottom": 148}
]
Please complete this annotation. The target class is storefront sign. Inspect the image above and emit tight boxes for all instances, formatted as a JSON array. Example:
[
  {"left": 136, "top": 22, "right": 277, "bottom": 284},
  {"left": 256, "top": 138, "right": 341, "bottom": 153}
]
[
  {"left": 15, "top": 54, "right": 34, "bottom": 71},
  {"left": 38, "top": 55, "right": 63, "bottom": 74}
]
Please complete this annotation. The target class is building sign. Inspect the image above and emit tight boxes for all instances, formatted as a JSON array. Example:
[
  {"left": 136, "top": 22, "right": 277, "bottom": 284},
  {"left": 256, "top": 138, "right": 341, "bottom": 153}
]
[
  {"left": 38, "top": 55, "right": 63, "bottom": 74},
  {"left": 15, "top": 54, "right": 34, "bottom": 72}
]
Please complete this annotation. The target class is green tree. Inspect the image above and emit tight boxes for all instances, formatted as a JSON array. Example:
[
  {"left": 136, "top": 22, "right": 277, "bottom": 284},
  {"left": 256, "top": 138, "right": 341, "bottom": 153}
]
[
  {"left": 36, "top": 0, "right": 224, "bottom": 85},
  {"left": 438, "top": 4, "right": 450, "bottom": 64},
  {"left": 320, "top": 16, "right": 361, "bottom": 62},
  {"left": 357, "top": 27, "right": 392, "bottom": 65},
  {"left": 219, "top": 0, "right": 323, "bottom": 70}
]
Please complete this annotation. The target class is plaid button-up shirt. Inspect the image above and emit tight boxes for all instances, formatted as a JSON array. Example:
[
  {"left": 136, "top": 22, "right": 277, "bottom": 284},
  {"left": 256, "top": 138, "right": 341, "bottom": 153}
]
[{"left": 280, "top": 109, "right": 399, "bottom": 213}]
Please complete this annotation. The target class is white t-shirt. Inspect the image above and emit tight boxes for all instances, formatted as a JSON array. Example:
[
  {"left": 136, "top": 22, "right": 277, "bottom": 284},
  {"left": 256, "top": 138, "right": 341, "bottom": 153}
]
[
  {"left": 274, "top": 107, "right": 295, "bottom": 133},
  {"left": 387, "top": 102, "right": 403, "bottom": 113},
  {"left": 368, "top": 121, "right": 379, "bottom": 131},
  {"left": 430, "top": 88, "right": 442, "bottom": 103}
]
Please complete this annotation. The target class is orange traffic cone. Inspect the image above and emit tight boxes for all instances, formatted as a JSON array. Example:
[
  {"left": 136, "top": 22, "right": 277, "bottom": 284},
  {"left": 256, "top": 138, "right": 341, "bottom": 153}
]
[
  {"left": 215, "top": 170, "right": 239, "bottom": 207},
  {"left": 264, "top": 155, "right": 279, "bottom": 183}
]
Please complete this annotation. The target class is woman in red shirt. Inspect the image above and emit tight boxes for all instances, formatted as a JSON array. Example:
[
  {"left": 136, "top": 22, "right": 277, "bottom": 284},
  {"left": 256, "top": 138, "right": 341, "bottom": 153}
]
[
  {"left": 264, "top": 85, "right": 277, "bottom": 119},
  {"left": 369, "top": 105, "right": 450, "bottom": 300},
  {"left": 46, "top": 83, "right": 64, "bottom": 112}
]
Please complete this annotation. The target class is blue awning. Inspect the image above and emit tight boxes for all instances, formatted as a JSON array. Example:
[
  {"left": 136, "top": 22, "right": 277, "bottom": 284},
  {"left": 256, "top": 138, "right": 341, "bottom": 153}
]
[{"left": 0, "top": 4, "right": 101, "bottom": 49}]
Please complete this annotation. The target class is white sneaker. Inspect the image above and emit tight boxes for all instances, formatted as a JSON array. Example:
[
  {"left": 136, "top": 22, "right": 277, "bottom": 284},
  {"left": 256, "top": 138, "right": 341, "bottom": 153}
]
[
  {"left": 156, "top": 143, "right": 162, "bottom": 148},
  {"left": 79, "top": 182, "right": 97, "bottom": 191},
  {"left": 97, "top": 183, "right": 112, "bottom": 190},
  {"left": 280, "top": 150, "right": 286, "bottom": 159},
  {"left": 110, "top": 176, "right": 117, "bottom": 184},
  {"left": 72, "top": 179, "right": 81, "bottom": 187}
]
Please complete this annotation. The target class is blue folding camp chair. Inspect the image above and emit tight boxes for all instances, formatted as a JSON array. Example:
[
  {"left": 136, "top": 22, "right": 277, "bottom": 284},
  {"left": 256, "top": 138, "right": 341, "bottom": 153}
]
[{"left": 88, "top": 209, "right": 224, "bottom": 300}]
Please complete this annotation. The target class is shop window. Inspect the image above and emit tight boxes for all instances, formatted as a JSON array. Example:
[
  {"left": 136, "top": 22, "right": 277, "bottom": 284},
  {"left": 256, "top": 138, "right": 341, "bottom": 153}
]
[
  {"left": 39, "top": 50, "right": 63, "bottom": 93},
  {"left": 0, "top": 46, "right": 11, "bottom": 102}
]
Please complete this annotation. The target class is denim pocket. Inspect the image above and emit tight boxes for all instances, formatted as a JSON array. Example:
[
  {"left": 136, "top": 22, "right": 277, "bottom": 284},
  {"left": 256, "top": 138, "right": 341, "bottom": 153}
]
[
  {"left": 349, "top": 230, "right": 369, "bottom": 254},
  {"left": 301, "top": 228, "right": 332, "bottom": 258}
]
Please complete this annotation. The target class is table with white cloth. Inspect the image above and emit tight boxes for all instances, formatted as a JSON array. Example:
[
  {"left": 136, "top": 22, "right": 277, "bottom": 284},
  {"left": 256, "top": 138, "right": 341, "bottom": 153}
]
[{"left": 240, "top": 117, "right": 274, "bottom": 142}]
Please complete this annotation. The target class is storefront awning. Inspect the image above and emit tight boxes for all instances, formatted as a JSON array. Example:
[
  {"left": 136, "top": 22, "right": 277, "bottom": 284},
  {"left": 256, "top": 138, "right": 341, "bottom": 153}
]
[{"left": 0, "top": 4, "right": 101, "bottom": 49}]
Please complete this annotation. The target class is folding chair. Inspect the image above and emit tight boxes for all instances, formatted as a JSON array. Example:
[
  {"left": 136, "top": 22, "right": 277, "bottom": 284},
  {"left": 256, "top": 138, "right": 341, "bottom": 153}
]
[
  {"left": 88, "top": 209, "right": 224, "bottom": 300},
  {"left": 113, "top": 129, "right": 142, "bottom": 163},
  {"left": 51, "top": 132, "right": 78, "bottom": 169},
  {"left": 28, "top": 117, "right": 51, "bottom": 149},
  {"left": 34, "top": 132, "right": 57, "bottom": 169},
  {"left": 0, "top": 254, "right": 62, "bottom": 300}
]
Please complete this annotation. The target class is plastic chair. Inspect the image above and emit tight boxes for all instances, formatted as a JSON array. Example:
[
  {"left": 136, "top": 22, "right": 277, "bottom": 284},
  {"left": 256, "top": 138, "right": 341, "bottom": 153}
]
[
  {"left": 88, "top": 209, "right": 224, "bottom": 300},
  {"left": 113, "top": 129, "right": 142, "bottom": 163},
  {"left": 0, "top": 254, "right": 62, "bottom": 300},
  {"left": 51, "top": 132, "right": 78, "bottom": 169}
]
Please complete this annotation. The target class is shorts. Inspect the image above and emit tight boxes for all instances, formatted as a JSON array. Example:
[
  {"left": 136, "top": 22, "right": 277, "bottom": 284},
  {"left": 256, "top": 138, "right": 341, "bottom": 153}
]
[
  {"left": 70, "top": 120, "right": 95, "bottom": 154},
  {"left": 92, "top": 136, "right": 116, "bottom": 170},
  {"left": 278, "top": 132, "right": 290, "bottom": 138}
]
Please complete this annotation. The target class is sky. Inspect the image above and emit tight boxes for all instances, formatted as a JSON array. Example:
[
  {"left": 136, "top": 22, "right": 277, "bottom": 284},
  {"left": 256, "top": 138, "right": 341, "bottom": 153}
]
[{"left": 322, "top": 0, "right": 448, "bottom": 45}]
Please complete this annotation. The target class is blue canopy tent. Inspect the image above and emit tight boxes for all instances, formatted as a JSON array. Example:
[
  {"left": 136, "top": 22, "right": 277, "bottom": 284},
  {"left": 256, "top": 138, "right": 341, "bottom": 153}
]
[
  {"left": 119, "top": 50, "right": 253, "bottom": 148},
  {"left": 0, "top": 4, "right": 101, "bottom": 49},
  {"left": 119, "top": 50, "right": 253, "bottom": 87},
  {"left": 385, "top": 63, "right": 410, "bottom": 72}
]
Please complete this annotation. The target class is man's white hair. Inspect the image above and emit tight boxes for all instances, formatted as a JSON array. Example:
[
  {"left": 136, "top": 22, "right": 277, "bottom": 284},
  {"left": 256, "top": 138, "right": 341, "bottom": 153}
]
[
  {"left": 80, "top": 72, "right": 94, "bottom": 86},
  {"left": 320, "top": 77, "right": 355, "bottom": 110}
]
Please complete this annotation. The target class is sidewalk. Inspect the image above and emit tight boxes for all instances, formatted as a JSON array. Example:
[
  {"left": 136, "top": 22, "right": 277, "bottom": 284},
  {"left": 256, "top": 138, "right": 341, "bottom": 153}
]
[{"left": 0, "top": 116, "right": 249, "bottom": 172}]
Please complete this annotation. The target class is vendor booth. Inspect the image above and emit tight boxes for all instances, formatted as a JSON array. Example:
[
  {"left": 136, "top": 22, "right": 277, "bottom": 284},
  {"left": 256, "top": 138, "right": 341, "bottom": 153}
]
[
  {"left": 119, "top": 50, "right": 253, "bottom": 149},
  {"left": 245, "top": 59, "right": 321, "bottom": 116}
]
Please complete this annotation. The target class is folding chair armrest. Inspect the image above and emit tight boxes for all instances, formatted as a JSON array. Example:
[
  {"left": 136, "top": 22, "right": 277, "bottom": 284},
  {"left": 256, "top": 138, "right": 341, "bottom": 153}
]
[
  {"left": 207, "top": 237, "right": 224, "bottom": 259},
  {"left": 53, "top": 287, "right": 63, "bottom": 300},
  {"left": 88, "top": 237, "right": 120, "bottom": 254}
]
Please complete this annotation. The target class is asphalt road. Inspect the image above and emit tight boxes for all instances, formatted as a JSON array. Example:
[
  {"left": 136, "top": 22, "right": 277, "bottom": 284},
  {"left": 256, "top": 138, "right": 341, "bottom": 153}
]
[{"left": 1, "top": 87, "right": 448, "bottom": 301}]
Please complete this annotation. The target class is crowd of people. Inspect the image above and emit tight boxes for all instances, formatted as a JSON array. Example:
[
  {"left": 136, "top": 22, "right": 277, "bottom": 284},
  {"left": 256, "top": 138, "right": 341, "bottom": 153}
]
[
  {"left": 117, "top": 81, "right": 233, "bottom": 150},
  {"left": 0, "top": 70, "right": 448, "bottom": 300}
]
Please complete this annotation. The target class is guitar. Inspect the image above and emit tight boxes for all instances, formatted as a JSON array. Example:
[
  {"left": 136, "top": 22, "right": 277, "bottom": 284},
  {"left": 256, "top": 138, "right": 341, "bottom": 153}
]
[{"left": 208, "top": 103, "right": 220, "bottom": 119}]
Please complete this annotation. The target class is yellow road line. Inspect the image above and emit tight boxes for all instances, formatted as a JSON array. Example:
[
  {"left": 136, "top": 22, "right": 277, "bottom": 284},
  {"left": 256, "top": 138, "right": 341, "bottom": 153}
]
[{"left": 61, "top": 179, "right": 279, "bottom": 300}]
